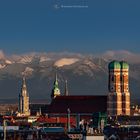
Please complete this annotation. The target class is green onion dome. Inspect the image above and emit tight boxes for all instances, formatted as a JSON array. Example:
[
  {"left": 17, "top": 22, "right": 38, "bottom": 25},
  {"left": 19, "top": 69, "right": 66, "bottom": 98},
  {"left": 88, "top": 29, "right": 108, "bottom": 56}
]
[
  {"left": 120, "top": 61, "right": 129, "bottom": 69},
  {"left": 108, "top": 61, "right": 121, "bottom": 69}
]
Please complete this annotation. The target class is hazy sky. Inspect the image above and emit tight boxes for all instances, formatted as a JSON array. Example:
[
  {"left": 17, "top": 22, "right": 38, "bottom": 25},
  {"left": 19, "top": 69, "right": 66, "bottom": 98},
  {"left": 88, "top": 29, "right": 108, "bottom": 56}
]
[{"left": 0, "top": 0, "right": 140, "bottom": 54}]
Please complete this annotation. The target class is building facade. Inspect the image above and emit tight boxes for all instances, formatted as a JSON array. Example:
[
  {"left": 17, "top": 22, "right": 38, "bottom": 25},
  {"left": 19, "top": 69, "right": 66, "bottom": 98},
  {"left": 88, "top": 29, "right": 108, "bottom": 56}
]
[
  {"left": 18, "top": 77, "right": 30, "bottom": 116},
  {"left": 108, "top": 61, "right": 130, "bottom": 116}
]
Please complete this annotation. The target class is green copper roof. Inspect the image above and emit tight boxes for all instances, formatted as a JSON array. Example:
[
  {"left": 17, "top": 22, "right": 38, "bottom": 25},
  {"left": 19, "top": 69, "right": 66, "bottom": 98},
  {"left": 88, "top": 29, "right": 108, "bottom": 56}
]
[
  {"left": 120, "top": 61, "right": 129, "bottom": 69},
  {"left": 54, "top": 73, "right": 59, "bottom": 89},
  {"left": 53, "top": 73, "right": 60, "bottom": 93},
  {"left": 108, "top": 61, "right": 121, "bottom": 69},
  {"left": 54, "top": 80, "right": 59, "bottom": 89},
  {"left": 54, "top": 87, "right": 60, "bottom": 92}
]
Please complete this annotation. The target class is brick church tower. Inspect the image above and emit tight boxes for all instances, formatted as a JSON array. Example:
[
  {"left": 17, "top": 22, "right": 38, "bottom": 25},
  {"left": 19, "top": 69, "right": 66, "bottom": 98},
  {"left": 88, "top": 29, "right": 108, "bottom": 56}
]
[
  {"left": 108, "top": 61, "right": 130, "bottom": 116},
  {"left": 120, "top": 61, "right": 130, "bottom": 115}
]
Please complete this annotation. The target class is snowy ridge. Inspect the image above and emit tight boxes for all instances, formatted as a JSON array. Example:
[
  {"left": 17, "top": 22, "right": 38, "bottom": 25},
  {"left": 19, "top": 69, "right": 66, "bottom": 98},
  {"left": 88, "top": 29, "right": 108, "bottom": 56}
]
[{"left": 54, "top": 58, "right": 79, "bottom": 67}]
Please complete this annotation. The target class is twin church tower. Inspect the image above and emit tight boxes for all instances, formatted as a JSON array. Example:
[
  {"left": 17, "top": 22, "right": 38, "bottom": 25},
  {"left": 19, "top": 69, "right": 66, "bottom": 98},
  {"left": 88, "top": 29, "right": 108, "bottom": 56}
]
[{"left": 108, "top": 61, "right": 130, "bottom": 116}]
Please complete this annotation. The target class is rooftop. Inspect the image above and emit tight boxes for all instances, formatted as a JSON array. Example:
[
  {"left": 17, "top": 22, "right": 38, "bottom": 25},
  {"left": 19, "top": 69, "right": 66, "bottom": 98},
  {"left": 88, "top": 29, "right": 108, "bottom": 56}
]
[{"left": 47, "top": 95, "right": 107, "bottom": 114}]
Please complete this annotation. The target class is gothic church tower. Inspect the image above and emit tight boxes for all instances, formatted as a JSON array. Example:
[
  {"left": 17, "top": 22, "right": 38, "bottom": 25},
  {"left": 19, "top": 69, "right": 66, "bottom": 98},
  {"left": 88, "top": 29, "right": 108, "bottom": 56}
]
[{"left": 18, "top": 77, "right": 30, "bottom": 116}]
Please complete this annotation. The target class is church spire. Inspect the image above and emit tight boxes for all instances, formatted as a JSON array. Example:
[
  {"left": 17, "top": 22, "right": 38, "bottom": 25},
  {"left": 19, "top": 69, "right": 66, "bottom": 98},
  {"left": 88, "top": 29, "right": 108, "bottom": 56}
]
[
  {"left": 21, "top": 76, "right": 28, "bottom": 96},
  {"left": 64, "top": 80, "right": 68, "bottom": 96},
  {"left": 54, "top": 73, "right": 58, "bottom": 88},
  {"left": 18, "top": 76, "right": 30, "bottom": 116},
  {"left": 22, "top": 76, "right": 27, "bottom": 90},
  {"left": 51, "top": 73, "right": 61, "bottom": 99}
]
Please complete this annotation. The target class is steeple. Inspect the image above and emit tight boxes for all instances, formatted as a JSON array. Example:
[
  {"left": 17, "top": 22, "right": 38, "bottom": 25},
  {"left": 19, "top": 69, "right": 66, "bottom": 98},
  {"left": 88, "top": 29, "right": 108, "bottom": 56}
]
[
  {"left": 64, "top": 80, "right": 68, "bottom": 96},
  {"left": 54, "top": 73, "right": 59, "bottom": 89},
  {"left": 22, "top": 76, "right": 27, "bottom": 95},
  {"left": 23, "top": 76, "right": 26, "bottom": 88},
  {"left": 18, "top": 76, "right": 30, "bottom": 116},
  {"left": 51, "top": 73, "right": 61, "bottom": 99}
]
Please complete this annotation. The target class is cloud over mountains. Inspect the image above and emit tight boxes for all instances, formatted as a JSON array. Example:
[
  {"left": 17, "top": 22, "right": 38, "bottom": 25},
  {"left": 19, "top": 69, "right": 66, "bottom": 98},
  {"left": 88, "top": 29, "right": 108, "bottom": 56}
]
[
  {"left": 0, "top": 50, "right": 140, "bottom": 102},
  {"left": 1, "top": 50, "right": 140, "bottom": 64},
  {"left": 54, "top": 58, "right": 79, "bottom": 67},
  {"left": 102, "top": 50, "right": 140, "bottom": 64}
]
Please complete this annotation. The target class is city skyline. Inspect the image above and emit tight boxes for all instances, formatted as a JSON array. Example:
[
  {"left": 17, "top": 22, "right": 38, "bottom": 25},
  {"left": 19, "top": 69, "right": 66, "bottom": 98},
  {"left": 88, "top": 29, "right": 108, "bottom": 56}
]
[
  {"left": 0, "top": 1, "right": 140, "bottom": 138},
  {"left": 0, "top": 0, "right": 140, "bottom": 54}
]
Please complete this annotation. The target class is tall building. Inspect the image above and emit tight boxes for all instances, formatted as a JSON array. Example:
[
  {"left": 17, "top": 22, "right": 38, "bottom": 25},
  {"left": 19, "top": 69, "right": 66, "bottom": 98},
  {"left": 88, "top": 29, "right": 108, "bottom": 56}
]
[
  {"left": 120, "top": 61, "right": 130, "bottom": 115},
  {"left": 107, "top": 61, "right": 130, "bottom": 116},
  {"left": 51, "top": 74, "right": 61, "bottom": 99},
  {"left": 18, "top": 77, "right": 30, "bottom": 116}
]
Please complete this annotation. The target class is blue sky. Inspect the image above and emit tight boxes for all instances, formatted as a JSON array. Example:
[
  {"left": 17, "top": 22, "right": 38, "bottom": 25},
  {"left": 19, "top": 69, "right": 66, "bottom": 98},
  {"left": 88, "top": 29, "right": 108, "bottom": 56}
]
[{"left": 0, "top": 0, "right": 140, "bottom": 54}]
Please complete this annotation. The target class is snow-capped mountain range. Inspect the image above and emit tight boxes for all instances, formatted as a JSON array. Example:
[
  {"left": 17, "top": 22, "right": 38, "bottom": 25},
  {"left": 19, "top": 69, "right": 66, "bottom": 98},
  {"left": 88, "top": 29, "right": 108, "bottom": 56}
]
[{"left": 0, "top": 50, "right": 140, "bottom": 102}]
